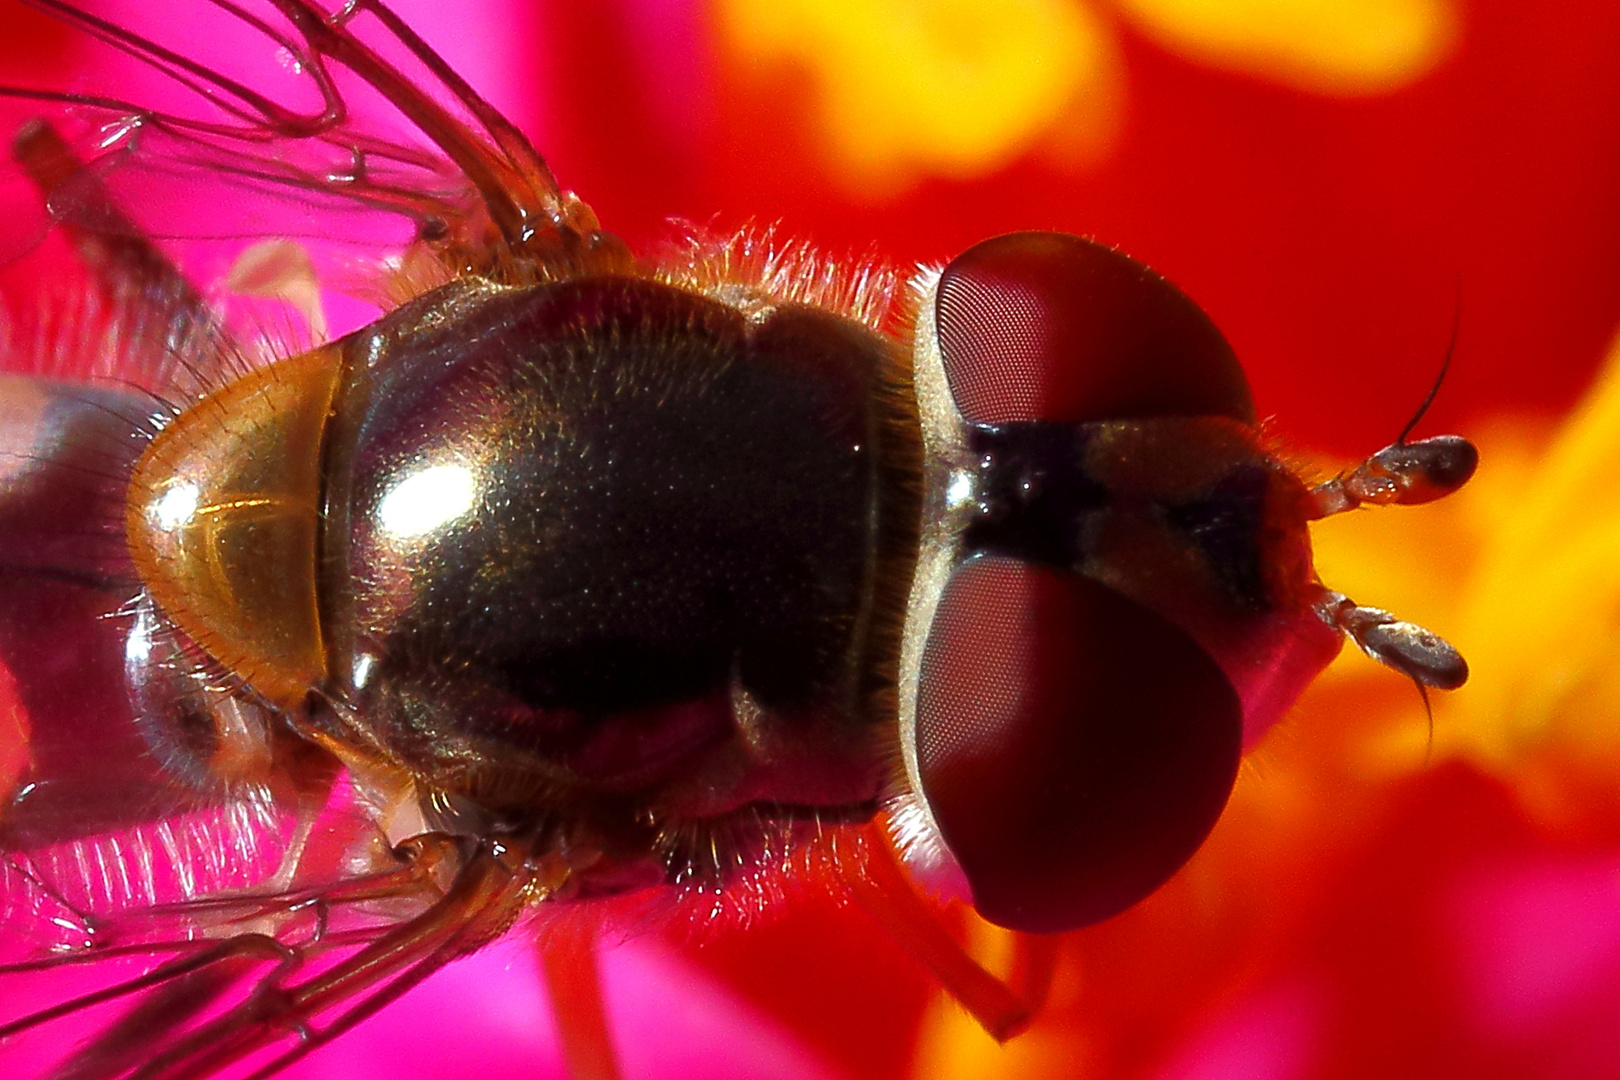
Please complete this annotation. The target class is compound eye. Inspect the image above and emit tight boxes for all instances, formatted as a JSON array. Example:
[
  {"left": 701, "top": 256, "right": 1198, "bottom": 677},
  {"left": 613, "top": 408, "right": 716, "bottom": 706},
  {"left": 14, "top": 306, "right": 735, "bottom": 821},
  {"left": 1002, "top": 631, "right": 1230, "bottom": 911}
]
[
  {"left": 913, "top": 556, "right": 1243, "bottom": 933},
  {"left": 935, "top": 232, "right": 1255, "bottom": 425}
]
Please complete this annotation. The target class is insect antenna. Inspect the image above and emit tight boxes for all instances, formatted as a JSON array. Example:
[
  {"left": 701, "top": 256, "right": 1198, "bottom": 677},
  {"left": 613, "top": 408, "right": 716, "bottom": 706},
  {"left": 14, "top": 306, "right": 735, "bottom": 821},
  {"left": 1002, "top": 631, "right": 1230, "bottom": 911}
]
[
  {"left": 1309, "top": 306, "right": 1478, "bottom": 520},
  {"left": 1417, "top": 680, "right": 1435, "bottom": 762},
  {"left": 1306, "top": 296, "right": 1475, "bottom": 689},
  {"left": 1396, "top": 294, "right": 1461, "bottom": 446}
]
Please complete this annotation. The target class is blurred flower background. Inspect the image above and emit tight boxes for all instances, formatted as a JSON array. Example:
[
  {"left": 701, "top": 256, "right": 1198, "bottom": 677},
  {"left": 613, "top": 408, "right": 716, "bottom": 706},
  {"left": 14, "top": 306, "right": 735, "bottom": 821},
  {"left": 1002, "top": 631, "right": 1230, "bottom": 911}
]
[{"left": 5, "top": 0, "right": 1620, "bottom": 1078}]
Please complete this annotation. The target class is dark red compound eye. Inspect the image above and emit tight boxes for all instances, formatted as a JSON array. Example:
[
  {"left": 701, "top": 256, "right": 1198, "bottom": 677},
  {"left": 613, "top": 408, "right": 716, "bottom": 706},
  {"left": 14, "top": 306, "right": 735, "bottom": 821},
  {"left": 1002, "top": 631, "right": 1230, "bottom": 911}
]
[
  {"left": 935, "top": 232, "right": 1255, "bottom": 425},
  {"left": 914, "top": 557, "right": 1243, "bottom": 934}
]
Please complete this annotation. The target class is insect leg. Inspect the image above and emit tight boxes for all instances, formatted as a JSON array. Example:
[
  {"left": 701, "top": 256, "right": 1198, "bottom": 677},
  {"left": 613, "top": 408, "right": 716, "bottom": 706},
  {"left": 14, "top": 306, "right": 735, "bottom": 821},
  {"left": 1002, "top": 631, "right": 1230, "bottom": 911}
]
[
  {"left": 846, "top": 836, "right": 1036, "bottom": 1041},
  {"left": 539, "top": 923, "right": 622, "bottom": 1080},
  {"left": 1005, "top": 930, "right": 1059, "bottom": 1018},
  {"left": 125, "top": 841, "right": 560, "bottom": 1080},
  {"left": 258, "top": 0, "right": 630, "bottom": 270},
  {"left": 0, "top": 933, "right": 296, "bottom": 1041},
  {"left": 134, "top": 835, "right": 458, "bottom": 932}
]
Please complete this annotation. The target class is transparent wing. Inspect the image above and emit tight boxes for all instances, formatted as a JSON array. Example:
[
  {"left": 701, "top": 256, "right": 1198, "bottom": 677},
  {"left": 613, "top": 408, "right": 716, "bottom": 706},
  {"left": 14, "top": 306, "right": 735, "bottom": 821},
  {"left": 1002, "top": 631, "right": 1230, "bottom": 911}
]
[
  {"left": 0, "top": 373, "right": 292, "bottom": 893},
  {"left": 0, "top": 6, "right": 623, "bottom": 1075},
  {"left": 0, "top": 0, "right": 616, "bottom": 279}
]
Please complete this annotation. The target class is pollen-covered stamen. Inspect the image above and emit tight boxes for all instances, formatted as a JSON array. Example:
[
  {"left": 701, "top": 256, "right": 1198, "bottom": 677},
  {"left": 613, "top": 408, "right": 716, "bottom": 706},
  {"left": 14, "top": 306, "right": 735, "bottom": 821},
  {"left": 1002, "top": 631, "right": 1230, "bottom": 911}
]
[
  {"left": 1316, "top": 591, "right": 1469, "bottom": 689},
  {"left": 1310, "top": 435, "right": 1479, "bottom": 518}
]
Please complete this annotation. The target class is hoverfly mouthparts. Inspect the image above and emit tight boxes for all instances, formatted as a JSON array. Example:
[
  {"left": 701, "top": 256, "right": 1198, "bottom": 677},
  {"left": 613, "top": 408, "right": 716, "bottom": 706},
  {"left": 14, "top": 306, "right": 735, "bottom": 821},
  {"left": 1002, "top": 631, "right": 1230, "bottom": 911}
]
[{"left": 0, "top": 6, "right": 1477, "bottom": 1077}]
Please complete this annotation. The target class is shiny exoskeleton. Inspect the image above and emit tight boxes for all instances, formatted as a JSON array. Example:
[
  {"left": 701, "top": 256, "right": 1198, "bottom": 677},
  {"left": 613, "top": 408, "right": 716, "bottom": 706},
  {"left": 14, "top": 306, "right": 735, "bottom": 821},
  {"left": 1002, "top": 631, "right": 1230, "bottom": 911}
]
[
  {"left": 0, "top": 3, "right": 1476, "bottom": 1077},
  {"left": 110, "top": 231, "right": 1460, "bottom": 936}
]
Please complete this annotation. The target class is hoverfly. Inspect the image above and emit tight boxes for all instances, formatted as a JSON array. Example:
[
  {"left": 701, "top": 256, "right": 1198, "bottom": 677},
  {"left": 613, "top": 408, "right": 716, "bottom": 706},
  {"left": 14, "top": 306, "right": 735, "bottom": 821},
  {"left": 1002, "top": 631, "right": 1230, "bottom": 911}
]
[{"left": 0, "top": 2, "right": 1476, "bottom": 1078}]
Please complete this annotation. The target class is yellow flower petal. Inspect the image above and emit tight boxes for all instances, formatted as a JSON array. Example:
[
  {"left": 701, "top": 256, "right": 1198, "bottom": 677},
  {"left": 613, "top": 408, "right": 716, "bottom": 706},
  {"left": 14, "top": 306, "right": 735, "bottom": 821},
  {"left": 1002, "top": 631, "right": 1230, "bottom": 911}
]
[
  {"left": 717, "top": 0, "right": 1118, "bottom": 195},
  {"left": 1114, "top": 0, "right": 1457, "bottom": 93},
  {"left": 1451, "top": 334, "right": 1620, "bottom": 772}
]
